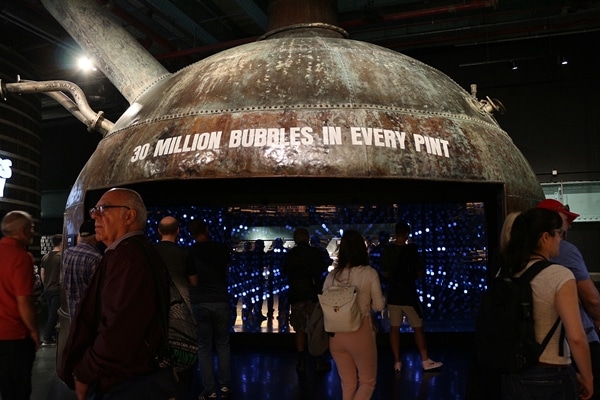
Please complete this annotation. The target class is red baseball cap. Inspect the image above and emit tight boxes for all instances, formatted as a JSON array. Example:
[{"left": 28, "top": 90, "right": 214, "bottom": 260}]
[{"left": 536, "top": 199, "right": 580, "bottom": 224}]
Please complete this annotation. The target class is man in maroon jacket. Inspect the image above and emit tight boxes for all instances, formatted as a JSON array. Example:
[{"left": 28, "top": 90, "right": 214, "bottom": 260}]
[{"left": 59, "top": 188, "right": 176, "bottom": 400}]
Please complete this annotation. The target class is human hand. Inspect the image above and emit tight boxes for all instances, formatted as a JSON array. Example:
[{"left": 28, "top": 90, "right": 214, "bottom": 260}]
[
  {"left": 75, "top": 379, "right": 89, "bottom": 400},
  {"left": 30, "top": 332, "right": 40, "bottom": 350},
  {"left": 578, "top": 373, "right": 593, "bottom": 400}
]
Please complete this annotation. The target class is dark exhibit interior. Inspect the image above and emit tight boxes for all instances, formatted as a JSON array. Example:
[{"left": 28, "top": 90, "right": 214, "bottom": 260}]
[{"left": 2, "top": 2, "right": 600, "bottom": 399}]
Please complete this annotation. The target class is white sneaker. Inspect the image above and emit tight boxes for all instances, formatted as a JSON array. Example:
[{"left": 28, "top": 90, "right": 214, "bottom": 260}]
[{"left": 422, "top": 359, "right": 443, "bottom": 371}]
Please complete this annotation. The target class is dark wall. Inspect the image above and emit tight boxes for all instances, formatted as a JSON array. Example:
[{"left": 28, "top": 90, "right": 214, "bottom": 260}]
[
  {"left": 403, "top": 31, "right": 600, "bottom": 270},
  {"left": 405, "top": 30, "right": 600, "bottom": 182}
]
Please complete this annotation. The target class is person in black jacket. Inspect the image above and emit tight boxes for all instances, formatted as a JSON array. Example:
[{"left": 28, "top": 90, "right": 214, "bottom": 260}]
[
  {"left": 282, "top": 227, "right": 331, "bottom": 372},
  {"left": 382, "top": 221, "right": 442, "bottom": 373},
  {"left": 186, "top": 219, "right": 232, "bottom": 400}
]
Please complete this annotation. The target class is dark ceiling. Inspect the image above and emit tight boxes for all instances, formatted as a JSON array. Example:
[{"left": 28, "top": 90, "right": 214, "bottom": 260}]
[{"left": 2, "top": 0, "right": 600, "bottom": 123}]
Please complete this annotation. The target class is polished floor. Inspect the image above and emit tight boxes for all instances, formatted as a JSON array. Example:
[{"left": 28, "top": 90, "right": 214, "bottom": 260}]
[
  {"left": 31, "top": 335, "right": 472, "bottom": 399},
  {"left": 29, "top": 304, "right": 473, "bottom": 400}
]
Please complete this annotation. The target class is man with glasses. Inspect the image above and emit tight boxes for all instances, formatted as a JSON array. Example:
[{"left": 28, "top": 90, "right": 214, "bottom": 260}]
[
  {"left": 58, "top": 188, "right": 177, "bottom": 400},
  {"left": 538, "top": 198, "right": 600, "bottom": 399}
]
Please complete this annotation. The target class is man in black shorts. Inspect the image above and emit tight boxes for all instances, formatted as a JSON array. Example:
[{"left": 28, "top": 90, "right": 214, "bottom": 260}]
[{"left": 382, "top": 221, "right": 443, "bottom": 373}]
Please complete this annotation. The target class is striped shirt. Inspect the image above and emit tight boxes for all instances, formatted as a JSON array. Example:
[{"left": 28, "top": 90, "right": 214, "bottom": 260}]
[{"left": 63, "top": 242, "right": 102, "bottom": 319}]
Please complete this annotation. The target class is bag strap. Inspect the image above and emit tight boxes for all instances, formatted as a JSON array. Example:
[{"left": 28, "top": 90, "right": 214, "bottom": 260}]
[
  {"left": 517, "top": 259, "right": 562, "bottom": 355},
  {"left": 517, "top": 259, "right": 552, "bottom": 282},
  {"left": 130, "top": 237, "right": 170, "bottom": 355}
]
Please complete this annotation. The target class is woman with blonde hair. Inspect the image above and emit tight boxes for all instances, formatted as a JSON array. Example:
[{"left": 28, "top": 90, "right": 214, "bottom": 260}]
[{"left": 323, "top": 229, "right": 385, "bottom": 400}]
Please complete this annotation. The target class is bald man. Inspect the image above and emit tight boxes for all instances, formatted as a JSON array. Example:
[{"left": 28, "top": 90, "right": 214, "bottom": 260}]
[
  {"left": 59, "top": 188, "right": 177, "bottom": 400},
  {"left": 156, "top": 215, "right": 190, "bottom": 307}
]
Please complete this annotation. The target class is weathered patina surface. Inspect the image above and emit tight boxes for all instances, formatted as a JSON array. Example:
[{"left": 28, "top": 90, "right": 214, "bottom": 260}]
[{"left": 67, "top": 33, "right": 541, "bottom": 216}]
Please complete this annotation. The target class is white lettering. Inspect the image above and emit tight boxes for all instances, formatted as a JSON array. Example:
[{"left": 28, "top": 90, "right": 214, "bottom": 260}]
[
  {"left": 241, "top": 130, "right": 254, "bottom": 147},
  {"left": 323, "top": 126, "right": 342, "bottom": 145},
  {"left": 154, "top": 138, "right": 173, "bottom": 156},
  {"left": 254, "top": 129, "right": 267, "bottom": 147},
  {"left": 300, "top": 127, "right": 314, "bottom": 145},
  {"left": 0, "top": 158, "right": 12, "bottom": 197},
  {"left": 413, "top": 134, "right": 450, "bottom": 157},
  {"left": 350, "top": 127, "right": 362, "bottom": 145},
  {"left": 361, "top": 128, "right": 373, "bottom": 145},
  {"left": 230, "top": 130, "right": 242, "bottom": 148},
  {"left": 395, "top": 131, "right": 406, "bottom": 149},
  {"left": 267, "top": 128, "right": 281, "bottom": 146}
]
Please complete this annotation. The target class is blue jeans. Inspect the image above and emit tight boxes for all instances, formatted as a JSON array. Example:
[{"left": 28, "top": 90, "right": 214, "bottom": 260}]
[
  {"left": 501, "top": 365, "right": 579, "bottom": 400},
  {"left": 192, "top": 303, "right": 231, "bottom": 394},
  {"left": 43, "top": 290, "right": 60, "bottom": 342}
]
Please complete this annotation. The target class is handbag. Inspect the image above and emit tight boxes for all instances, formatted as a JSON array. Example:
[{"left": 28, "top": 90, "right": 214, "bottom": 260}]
[
  {"left": 158, "top": 278, "right": 199, "bottom": 372},
  {"left": 318, "top": 281, "right": 362, "bottom": 333},
  {"left": 306, "top": 302, "right": 329, "bottom": 356},
  {"left": 133, "top": 238, "right": 199, "bottom": 373}
]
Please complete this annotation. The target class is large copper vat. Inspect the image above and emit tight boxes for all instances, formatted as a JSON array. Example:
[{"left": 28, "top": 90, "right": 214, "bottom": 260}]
[
  {"left": 0, "top": 0, "right": 546, "bottom": 371},
  {"left": 15, "top": 0, "right": 540, "bottom": 236}
]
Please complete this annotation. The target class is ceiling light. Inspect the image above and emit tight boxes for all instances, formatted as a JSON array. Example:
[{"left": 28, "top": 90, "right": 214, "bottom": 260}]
[{"left": 77, "top": 56, "right": 97, "bottom": 72}]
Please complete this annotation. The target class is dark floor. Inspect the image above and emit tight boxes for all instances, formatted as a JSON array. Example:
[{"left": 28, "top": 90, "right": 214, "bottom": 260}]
[
  {"left": 31, "top": 331, "right": 473, "bottom": 400},
  {"left": 29, "top": 301, "right": 474, "bottom": 400}
]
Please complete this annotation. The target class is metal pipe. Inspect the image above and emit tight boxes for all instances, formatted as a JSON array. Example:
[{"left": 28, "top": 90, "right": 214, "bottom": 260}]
[
  {"left": 41, "top": 0, "right": 171, "bottom": 104},
  {"left": 267, "top": 0, "right": 338, "bottom": 31},
  {"left": 339, "top": 0, "right": 497, "bottom": 29},
  {"left": 1, "top": 78, "right": 114, "bottom": 136},
  {"left": 95, "top": 0, "right": 177, "bottom": 52}
]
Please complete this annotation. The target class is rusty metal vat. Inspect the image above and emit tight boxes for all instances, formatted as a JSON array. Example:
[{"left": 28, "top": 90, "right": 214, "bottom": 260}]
[
  {"left": 0, "top": 0, "right": 547, "bottom": 370},
  {"left": 15, "top": 0, "right": 539, "bottom": 235}
]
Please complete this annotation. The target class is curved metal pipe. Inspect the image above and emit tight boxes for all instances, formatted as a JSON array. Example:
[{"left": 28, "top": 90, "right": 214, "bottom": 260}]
[
  {"left": 1, "top": 78, "right": 114, "bottom": 136},
  {"left": 41, "top": 0, "right": 170, "bottom": 104}
]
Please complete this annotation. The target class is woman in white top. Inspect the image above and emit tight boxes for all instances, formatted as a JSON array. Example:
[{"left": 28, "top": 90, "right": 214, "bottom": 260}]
[
  {"left": 323, "top": 229, "right": 385, "bottom": 400},
  {"left": 500, "top": 208, "right": 593, "bottom": 399}
]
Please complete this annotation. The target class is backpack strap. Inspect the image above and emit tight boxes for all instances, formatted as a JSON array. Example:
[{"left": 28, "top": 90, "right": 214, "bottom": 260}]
[
  {"left": 130, "top": 236, "right": 171, "bottom": 361},
  {"left": 517, "top": 259, "right": 552, "bottom": 282},
  {"left": 517, "top": 259, "right": 562, "bottom": 356}
]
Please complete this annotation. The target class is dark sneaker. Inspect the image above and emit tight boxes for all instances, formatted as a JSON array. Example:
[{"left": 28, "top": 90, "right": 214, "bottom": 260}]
[
  {"left": 220, "top": 386, "right": 231, "bottom": 399},
  {"left": 198, "top": 393, "right": 217, "bottom": 400}
]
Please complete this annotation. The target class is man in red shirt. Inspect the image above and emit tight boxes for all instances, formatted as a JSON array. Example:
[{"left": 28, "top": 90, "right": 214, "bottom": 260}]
[{"left": 0, "top": 210, "right": 39, "bottom": 400}]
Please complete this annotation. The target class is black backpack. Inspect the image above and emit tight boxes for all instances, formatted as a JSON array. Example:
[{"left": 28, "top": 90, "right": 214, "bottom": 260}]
[{"left": 475, "top": 260, "right": 561, "bottom": 373}]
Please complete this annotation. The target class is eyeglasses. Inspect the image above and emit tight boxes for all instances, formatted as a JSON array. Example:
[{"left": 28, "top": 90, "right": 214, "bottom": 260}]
[
  {"left": 554, "top": 229, "right": 566, "bottom": 237},
  {"left": 89, "top": 205, "right": 131, "bottom": 217}
]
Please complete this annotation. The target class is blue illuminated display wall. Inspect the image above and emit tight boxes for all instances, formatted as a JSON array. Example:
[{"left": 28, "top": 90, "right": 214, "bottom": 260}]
[{"left": 146, "top": 202, "right": 487, "bottom": 332}]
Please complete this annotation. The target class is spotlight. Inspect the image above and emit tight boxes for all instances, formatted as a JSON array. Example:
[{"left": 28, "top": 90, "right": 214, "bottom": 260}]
[{"left": 77, "top": 56, "right": 97, "bottom": 72}]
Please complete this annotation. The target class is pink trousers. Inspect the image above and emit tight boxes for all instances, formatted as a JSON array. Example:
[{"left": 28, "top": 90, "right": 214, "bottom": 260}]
[{"left": 329, "top": 316, "right": 377, "bottom": 400}]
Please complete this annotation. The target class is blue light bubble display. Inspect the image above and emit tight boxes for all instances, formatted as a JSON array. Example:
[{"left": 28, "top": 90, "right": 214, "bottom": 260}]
[{"left": 145, "top": 201, "right": 487, "bottom": 332}]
